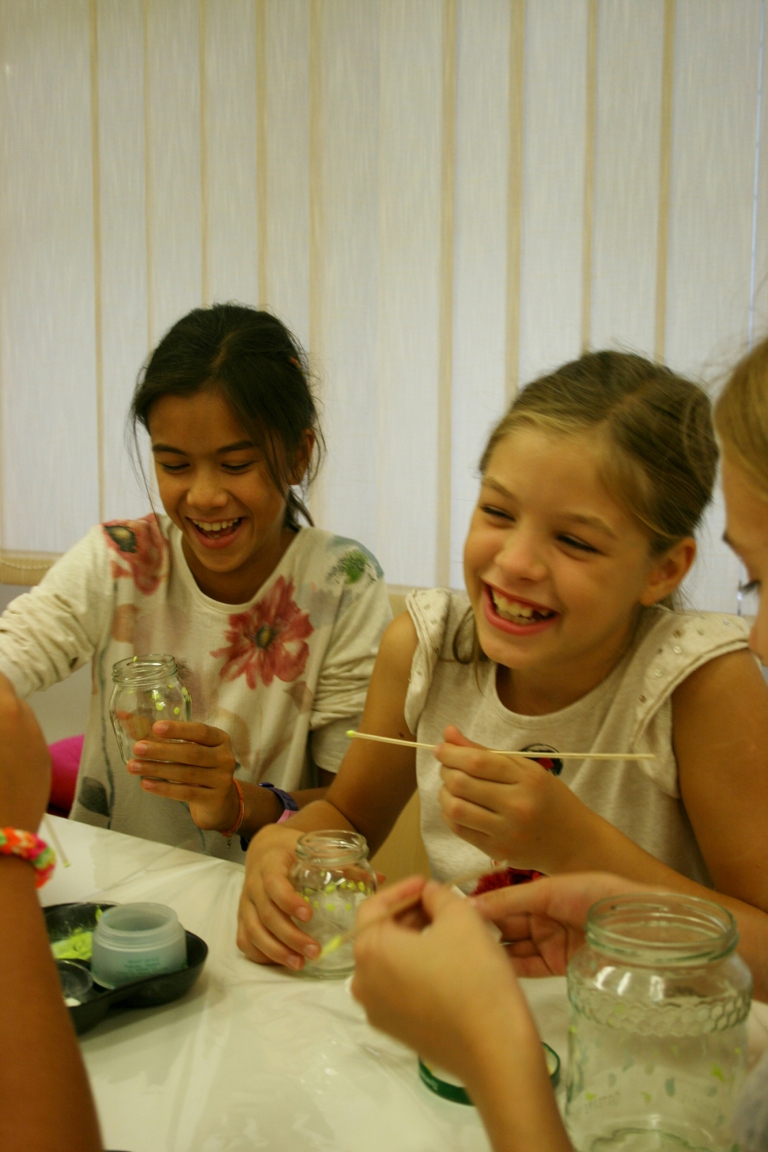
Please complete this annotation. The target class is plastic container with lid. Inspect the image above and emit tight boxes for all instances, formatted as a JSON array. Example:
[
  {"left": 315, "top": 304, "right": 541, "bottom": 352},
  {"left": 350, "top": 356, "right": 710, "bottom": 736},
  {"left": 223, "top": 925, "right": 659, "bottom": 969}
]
[{"left": 91, "top": 903, "right": 187, "bottom": 989}]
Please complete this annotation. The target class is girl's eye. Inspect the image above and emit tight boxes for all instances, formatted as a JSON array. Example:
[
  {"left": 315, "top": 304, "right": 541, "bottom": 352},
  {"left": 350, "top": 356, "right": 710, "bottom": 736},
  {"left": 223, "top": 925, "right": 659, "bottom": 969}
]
[
  {"left": 159, "top": 462, "right": 188, "bottom": 474},
  {"left": 559, "top": 534, "right": 598, "bottom": 554},
  {"left": 222, "top": 462, "right": 253, "bottom": 473},
  {"left": 480, "top": 504, "right": 514, "bottom": 521},
  {"left": 738, "top": 579, "right": 760, "bottom": 595}
]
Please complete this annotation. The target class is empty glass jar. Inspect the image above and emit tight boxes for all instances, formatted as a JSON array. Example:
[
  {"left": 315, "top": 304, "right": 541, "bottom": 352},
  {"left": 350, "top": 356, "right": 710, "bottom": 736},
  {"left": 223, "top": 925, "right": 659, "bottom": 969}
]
[
  {"left": 110, "top": 655, "right": 191, "bottom": 763},
  {"left": 290, "top": 831, "right": 377, "bottom": 978},
  {"left": 566, "top": 893, "right": 752, "bottom": 1152}
]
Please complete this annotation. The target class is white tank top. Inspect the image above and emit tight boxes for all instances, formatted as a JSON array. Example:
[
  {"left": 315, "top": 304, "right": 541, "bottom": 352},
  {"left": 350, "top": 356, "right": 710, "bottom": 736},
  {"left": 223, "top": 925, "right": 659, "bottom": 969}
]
[{"left": 404, "top": 589, "right": 749, "bottom": 890}]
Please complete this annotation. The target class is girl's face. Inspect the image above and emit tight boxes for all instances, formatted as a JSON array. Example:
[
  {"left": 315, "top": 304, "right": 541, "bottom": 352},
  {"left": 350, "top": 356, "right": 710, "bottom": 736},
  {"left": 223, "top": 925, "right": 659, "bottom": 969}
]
[
  {"left": 463, "top": 427, "right": 693, "bottom": 704},
  {"left": 721, "top": 453, "right": 768, "bottom": 663},
  {"left": 149, "top": 389, "right": 305, "bottom": 603}
]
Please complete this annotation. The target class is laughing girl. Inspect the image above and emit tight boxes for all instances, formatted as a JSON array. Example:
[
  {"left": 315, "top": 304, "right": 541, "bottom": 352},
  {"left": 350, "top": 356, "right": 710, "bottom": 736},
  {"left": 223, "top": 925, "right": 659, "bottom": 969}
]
[
  {"left": 237, "top": 350, "right": 768, "bottom": 968},
  {"left": 0, "top": 304, "right": 391, "bottom": 858}
]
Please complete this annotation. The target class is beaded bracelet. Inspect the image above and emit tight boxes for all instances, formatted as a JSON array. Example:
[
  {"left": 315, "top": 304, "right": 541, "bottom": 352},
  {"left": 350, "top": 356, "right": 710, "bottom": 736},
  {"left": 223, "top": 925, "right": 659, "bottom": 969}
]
[
  {"left": 220, "top": 778, "right": 245, "bottom": 843},
  {"left": 0, "top": 828, "right": 56, "bottom": 888}
]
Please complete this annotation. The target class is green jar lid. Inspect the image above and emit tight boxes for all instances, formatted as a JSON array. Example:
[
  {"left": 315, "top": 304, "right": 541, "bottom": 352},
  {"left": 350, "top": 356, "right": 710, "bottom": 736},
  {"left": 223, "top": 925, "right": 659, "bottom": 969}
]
[{"left": 418, "top": 1042, "right": 560, "bottom": 1106}]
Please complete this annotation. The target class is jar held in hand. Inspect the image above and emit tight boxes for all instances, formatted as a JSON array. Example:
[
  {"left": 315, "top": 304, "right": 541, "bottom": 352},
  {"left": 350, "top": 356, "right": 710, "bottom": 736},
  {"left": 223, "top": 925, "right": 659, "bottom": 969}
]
[
  {"left": 565, "top": 893, "right": 752, "bottom": 1152},
  {"left": 290, "top": 831, "right": 377, "bottom": 978},
  {"left": 109, "top": 654, "right": 191, "bottom": 763}
]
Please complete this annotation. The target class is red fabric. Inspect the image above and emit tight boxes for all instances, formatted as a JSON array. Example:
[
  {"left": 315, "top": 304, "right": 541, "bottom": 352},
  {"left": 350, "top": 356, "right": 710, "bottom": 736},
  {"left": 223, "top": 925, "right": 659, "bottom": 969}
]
[{"left": 47, "top": 734, "right": 84, "bottom": 817}]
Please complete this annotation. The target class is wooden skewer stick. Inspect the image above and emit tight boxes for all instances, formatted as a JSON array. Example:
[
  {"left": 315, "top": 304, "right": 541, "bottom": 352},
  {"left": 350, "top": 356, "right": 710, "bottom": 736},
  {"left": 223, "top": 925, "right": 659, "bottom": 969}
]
[
  {"left": 318, "top": 863, "right": 509, "bottom": 959},
  {"left": 43, "top": 814, "right": 71, "bottom": 868},
  {"left": 346, "top": 729, "right": 655, "bottom": 761}
]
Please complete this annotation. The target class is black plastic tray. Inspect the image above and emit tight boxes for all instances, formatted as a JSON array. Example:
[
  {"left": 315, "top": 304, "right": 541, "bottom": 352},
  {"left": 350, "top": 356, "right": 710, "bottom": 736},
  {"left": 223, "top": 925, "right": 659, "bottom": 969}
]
[{"left": 45, "top": 902, "right": 208, "bottom": 1036}]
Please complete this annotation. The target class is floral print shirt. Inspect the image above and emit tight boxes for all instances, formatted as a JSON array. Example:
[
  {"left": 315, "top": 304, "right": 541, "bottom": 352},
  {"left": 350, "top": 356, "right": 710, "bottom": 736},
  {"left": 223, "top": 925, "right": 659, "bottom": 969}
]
[{"left": 0, "top": 515, "right": 391, "bottom": 860}]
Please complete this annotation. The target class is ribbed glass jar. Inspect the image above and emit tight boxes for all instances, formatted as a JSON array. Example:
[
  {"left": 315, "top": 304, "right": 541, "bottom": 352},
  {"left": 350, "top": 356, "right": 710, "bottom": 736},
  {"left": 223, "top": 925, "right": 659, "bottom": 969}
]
[
  {"left": 566, "top": 893, "right": 752, "bottom": 1152},
  {"left": 290, "top": 831, "right": 377, "bottom": 978},
  {"left": 109, "top": 655, "right": 191, "bottom": 763}
]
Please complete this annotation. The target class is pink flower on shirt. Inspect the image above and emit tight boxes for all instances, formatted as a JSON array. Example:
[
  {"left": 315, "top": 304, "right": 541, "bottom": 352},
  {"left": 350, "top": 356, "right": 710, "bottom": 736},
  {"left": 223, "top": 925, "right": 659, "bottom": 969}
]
[
  {"left": 102, "top": 514, "right": 168, "bottom": 596},
  {"left": 211, "top": 576, "right": 313, "bottom": 689}
]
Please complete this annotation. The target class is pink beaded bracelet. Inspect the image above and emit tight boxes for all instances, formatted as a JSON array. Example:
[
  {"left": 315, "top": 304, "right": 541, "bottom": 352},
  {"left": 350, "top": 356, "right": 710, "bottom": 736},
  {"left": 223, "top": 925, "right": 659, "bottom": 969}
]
[{"left": 0, "top": 828, "right": 56, "bottom": 888}]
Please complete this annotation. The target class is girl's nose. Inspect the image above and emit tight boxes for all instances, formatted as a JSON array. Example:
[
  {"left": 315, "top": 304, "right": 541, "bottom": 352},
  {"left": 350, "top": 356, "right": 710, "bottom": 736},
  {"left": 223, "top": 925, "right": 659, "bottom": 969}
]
[
  {"left": 185, "top": 469, "right": 228, "bottom": 510},
  {"left": 496, "top": 528, "right": 548, "bottom": 582}
]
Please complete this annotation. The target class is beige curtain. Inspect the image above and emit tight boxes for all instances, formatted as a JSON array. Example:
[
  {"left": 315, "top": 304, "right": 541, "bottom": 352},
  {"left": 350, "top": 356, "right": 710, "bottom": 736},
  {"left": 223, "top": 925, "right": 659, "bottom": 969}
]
[{"left": 0, "top": 0, "right": 765, "bottom": 611}]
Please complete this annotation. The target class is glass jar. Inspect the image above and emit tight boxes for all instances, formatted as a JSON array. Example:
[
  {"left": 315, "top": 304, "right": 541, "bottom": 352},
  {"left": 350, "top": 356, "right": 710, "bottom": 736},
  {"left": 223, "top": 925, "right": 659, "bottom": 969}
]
[
  {"left": 290, "top": 831, "right": 377, "bottom": 979},
  {"left": 566, "top": 893, "right": 752, "bottom": 1152},
  {"left": 109, "top": 655, "right": 191, "bottom": 763}
]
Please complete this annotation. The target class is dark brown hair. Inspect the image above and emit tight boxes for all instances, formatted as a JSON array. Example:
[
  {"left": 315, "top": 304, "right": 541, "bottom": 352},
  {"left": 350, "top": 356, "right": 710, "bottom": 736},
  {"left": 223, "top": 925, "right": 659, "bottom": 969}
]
[{"left": 131, "top": 303, "right": 324, "bottom": 529}]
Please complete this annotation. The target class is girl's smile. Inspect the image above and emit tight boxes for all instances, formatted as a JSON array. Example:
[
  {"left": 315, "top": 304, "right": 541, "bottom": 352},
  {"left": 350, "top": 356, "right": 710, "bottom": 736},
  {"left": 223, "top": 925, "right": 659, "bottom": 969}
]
[
  {"left": 464, "top": 426, "right": 694, "bottom": 712},
  {"left": 149, "top": 389, "right": 301, "bottom": 603}
]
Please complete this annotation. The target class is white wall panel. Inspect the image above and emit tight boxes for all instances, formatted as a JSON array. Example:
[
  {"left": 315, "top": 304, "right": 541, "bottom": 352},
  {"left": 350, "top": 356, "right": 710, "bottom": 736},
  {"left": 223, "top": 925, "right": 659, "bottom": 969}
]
[
  {"left": 590, "top": 0, "right": 664, "bottom": 356},
  {"left": 97, "top": 0, "right": 152, "bottom": 522},
  {"left": 145, "top": 0, "right": 203, "bottom": 347},
  {"left": 264, "top": 0, "right": 310, "bottom": 351},
  {"left": 376, "top": 0, "right": 443, "bottom": 587},
  {"left": 667, "top": 0, "right": 762, "bottom": 611},
  {"left": 450, "top": 0, "right": 511, "bottom": 590},
  {"left": 313, "top": 0, "right": 380, "bottom": 548},
  {"left": 203, "top": 0, "right": 259, "bottom": 309},
  {"left": 0, "top": 0, "right": 100, "bottom": 552},
  {"left": 518, "top": 0, "right": 589, "bottom": 388}
]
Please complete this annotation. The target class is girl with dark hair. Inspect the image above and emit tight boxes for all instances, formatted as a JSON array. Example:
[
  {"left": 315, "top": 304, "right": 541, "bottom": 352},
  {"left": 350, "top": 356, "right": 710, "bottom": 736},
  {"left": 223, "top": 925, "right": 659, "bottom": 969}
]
[{"left": 0, "top": 304, "right": 391, "bottom": 860}]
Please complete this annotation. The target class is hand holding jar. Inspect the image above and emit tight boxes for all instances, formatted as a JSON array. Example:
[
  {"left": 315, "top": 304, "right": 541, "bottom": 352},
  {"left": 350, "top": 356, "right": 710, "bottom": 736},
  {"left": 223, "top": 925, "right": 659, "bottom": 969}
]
[{"left": 110, "top": 655, "right": 241, "bottom": 834}]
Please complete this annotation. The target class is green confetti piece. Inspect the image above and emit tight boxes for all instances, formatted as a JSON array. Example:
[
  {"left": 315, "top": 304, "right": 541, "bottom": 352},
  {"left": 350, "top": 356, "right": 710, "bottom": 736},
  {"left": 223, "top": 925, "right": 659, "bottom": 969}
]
[
  {"left": 318, "top": 935, "right": 343, "bottom": 959},
  {"left": 711, "top": 1064, "right": 726, "bottom": 1082},
  {"left": 325, "top": 883, "right": 336, "bottom": 894},
  {"left": 173, "top": 707, "right": 180, "bottom": 715},
  {"left": 585, "top": 1093, "right": 596, "bottom": 1102},
  {"left": 325, "top": 902, "right": 335, "bottom": 911},
  {"left": 312, "top": 900, "right": 319, "bottom": 909},
  {"left": 155, "top": 701, "right": 165, "bottom": 710},
  {"left": 642, "top": 1092, "right": 652, "bottom": 1106},
  {"left": 358, "top": 881, "right": 366, "bottom": 891},
  {"left": 344, "top": 902, "right": 352, "bottom": 911}
]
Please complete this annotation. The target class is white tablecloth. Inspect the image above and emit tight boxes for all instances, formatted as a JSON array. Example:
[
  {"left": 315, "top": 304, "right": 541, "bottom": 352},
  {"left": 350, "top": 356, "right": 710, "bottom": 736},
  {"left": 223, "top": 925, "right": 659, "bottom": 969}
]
[{"left": 40, "top": 817, "right": 768, "bottom": 1152}]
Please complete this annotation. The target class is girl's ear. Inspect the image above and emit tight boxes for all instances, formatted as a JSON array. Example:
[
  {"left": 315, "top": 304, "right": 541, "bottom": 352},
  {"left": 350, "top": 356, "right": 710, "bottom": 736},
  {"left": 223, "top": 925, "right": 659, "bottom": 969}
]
[
  {"left": 288, "top": 429, "right": 316, "bottom": 486},
  {"left": 639, "top": 537, "right": 697, "bottom": 606}
]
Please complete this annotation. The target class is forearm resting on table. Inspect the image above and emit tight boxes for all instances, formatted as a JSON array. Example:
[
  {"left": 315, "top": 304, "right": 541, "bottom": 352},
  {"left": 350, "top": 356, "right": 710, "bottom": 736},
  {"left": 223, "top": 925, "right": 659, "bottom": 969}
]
[
  {"left": 0, "top": 860, "right": 102, "bottom": 1151},
  {"left": 560, "top": 817, "right": 768, "bottom": 1001}
]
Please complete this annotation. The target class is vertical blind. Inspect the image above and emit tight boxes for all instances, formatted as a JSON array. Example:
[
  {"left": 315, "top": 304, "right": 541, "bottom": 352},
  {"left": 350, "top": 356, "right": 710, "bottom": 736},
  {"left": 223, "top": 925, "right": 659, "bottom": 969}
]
[{"left": 0, "top": 0, "right": 766, "bottom": 611}]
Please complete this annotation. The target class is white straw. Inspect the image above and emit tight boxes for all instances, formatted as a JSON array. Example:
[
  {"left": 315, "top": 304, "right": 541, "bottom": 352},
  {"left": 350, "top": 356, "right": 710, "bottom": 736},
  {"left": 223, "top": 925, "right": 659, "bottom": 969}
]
[
  {"left": 43, "top": 814, "right": 71, "bottom": 868},
  {"left": 346, "top": 730, "right": 655, "bottom": 761}
]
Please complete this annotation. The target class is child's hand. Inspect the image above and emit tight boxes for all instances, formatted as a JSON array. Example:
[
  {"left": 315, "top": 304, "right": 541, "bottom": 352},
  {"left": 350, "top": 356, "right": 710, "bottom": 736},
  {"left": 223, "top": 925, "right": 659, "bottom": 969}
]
[
  {"left": 126, "top": 720, "right": 241, "bottom": 833},
  {"left": 435, "top": 725, "right": 595, "bottom": 872},
  {"left": 472, "top": 872, "right": 647, "bottom": 977},
  {"left": 351, "top": 878, "right": 542, "bottom": 1089},
  {"left": 236, "top": 824, "right": 322, "bottom": 969}
]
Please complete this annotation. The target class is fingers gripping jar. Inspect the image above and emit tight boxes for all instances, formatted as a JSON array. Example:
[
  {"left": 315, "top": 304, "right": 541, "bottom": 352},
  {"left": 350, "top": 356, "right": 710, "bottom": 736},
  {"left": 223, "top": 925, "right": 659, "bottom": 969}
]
[
  {"left": 565, "top": 894, "right": 752, "bottom": 1152},
  {"left": 290, "top": 831, "right": 377, "bottom": 978},
  {"left": 110, "top": 655, "right": 191, "bottom": 763}
]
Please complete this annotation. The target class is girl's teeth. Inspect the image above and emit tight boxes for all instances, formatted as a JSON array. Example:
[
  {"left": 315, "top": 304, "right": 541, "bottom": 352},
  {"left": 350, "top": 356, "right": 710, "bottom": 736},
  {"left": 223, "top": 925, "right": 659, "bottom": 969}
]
[
  {"left": 492, "top": 591, "right": 552, "bottom": 623},
  {"left": 193, "top": 519, "right": 239, "bottom": 536}
]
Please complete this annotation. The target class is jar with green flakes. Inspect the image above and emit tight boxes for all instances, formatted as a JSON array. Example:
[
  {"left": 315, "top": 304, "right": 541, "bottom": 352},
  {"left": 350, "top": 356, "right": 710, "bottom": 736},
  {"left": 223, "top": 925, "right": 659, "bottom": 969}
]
[
  {"left": 109, "top": 654, "right": 191, "bottom": 763},
  {"left": 290, "top": 830, "right": 377, "bottom": 978},
  {"left": 566, "top": 892, "right": 752, "bottom": 1152}
]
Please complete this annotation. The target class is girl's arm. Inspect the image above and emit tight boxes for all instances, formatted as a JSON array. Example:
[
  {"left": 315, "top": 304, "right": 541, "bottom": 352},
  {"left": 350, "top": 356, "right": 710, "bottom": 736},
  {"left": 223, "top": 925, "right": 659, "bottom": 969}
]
[
  {"left": 236, "top": 611, "right": 420, "bottom": 969},
  {"left": 351, "top": 879, "right": 572, "bottom": 1152},
  {"left": 0, "top": 529, "right": 109, "bottom": 697},
  {"left": 0, "top": 675, "right": 102, "bottom": 1151}
]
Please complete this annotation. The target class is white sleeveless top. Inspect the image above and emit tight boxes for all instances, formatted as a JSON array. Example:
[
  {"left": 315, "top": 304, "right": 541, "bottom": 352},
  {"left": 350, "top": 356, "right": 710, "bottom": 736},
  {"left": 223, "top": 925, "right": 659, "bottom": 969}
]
[{"left": 404, "top": 590, "right": 749, "bottom": 889}]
